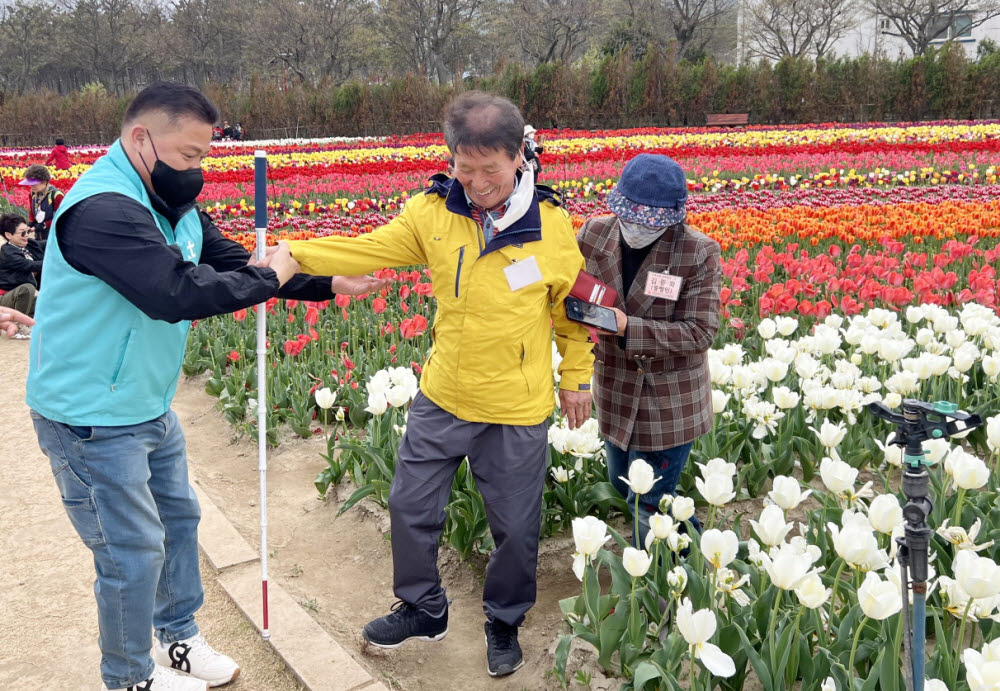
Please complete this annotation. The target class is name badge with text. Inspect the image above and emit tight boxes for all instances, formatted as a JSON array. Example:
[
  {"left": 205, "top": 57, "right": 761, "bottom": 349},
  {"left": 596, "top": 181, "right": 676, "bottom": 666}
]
[
  {"left": 644, "top": 272, "right": 682, "bottom": 300},
  {"left": 503, "top": 255, "right": 543, "bottom": 291}
]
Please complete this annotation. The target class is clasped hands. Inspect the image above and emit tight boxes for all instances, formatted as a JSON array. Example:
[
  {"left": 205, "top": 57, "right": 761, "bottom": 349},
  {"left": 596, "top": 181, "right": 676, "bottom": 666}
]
[{"left": 248, "top": 241, "right": 393, "bottom": 295}]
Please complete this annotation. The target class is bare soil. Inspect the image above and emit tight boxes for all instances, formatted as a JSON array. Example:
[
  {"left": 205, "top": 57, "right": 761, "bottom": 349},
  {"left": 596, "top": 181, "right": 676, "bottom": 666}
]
[
  {"left": 0, "top": 337, "right": 302, "bottom": 691},
  {"left": 171, "top": 372, "right": 595, "bottom": 691}
]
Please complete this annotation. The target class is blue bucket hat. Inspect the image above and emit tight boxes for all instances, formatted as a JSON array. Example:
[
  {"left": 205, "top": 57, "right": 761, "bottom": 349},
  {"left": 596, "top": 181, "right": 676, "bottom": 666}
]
[{"left": 607, "top": 154, "right": 688, "bottom": 227}]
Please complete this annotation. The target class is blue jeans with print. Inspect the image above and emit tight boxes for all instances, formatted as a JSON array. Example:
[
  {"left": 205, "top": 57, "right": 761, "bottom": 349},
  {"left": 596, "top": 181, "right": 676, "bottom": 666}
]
[
  {"left": 606, "top": 440, "right": 702, "bottom": 547},
  {"left": 31, "top": 409, "right": 203, "bottom": 688}
]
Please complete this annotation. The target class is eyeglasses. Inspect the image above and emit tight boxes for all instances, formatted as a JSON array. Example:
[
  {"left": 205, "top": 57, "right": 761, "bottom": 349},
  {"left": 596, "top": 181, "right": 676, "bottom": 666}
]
[{"left": 14, "top": 230, "right": 29, "bottom": 237}]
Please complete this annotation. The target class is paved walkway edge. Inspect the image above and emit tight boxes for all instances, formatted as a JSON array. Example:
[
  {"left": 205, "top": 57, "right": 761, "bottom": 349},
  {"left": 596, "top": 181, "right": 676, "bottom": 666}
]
[{"left": 191, "top": 472, "right": 385, "bottom": 691}]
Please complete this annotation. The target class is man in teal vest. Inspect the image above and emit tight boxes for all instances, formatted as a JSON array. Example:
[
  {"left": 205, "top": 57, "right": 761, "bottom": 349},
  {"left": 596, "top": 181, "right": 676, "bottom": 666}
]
[{"left": 26, "top": 82, "right": 385, "bottom": 691}]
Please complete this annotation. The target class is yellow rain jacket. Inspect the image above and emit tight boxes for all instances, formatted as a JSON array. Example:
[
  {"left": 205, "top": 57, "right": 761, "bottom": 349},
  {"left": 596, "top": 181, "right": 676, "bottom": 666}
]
[{"left": 287, "top": 176, "right": 594, "bottom": 426}]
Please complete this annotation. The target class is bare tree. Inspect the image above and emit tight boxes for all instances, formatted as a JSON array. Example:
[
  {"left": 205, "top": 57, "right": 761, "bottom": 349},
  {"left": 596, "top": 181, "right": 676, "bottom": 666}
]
[
  {"left": 58, "top": 0, "right": 162, "bottom": 93},
  {"left": 376, "top": 0, "right": 486, "bottom": 83},
  {"left": 502, "top": 0, "right": 609, "bottom": 65},
  {"left": 660, "top": 0, "right": 736, "bottom": 60},
  {"left": 246, "top": 0, "right": 372, "bottom": 85},
  {"left": 745, "top": 0, "right": 860, "bottom": 60},
  {"left": 870, "top": 0, "right": 1000, "bottom": 55}
]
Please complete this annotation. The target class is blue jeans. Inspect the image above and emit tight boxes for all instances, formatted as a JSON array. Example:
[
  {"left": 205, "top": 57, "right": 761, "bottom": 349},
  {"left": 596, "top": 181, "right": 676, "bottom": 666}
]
[
  {"left": 606, "top": 441, "right": 701, "bottom": 547},
  {"left": 31, "top": 410, "right": 203, "bottom": 688}
]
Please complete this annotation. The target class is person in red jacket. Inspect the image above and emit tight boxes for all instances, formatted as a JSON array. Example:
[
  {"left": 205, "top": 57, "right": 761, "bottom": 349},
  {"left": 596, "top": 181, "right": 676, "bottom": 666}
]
[{"left": 45, "top": 138, "right": 72, "bottom": 170}]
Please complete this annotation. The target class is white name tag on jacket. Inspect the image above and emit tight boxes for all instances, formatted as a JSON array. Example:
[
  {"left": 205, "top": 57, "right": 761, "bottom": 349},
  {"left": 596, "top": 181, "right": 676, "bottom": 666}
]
[
  {"left": 504, "top": 255, "right": 542, "bottom": 291},
  {"left": 645, "top": 271, "right": 682, "bottom": 300}
]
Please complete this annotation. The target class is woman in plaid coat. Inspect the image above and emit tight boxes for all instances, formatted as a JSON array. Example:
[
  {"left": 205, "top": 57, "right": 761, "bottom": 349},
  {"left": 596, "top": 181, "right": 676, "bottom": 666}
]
[{"left": 577, "top": 154, "right": 722, "bottom": 547}]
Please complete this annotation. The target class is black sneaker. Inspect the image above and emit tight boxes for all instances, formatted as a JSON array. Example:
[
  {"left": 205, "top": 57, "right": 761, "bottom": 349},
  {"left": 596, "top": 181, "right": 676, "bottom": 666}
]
[
  {"left": 484, "top": 620, "right": 524, "bottom": 677},
  {"left": 362, "top": 601, "right": 448, "bottom": 649}
]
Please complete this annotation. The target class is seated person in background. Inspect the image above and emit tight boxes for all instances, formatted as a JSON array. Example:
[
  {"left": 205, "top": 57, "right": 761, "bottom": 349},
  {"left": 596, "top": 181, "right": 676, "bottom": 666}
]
[{"left": 0, "top": 213, "right": 43, "bottom": 334}]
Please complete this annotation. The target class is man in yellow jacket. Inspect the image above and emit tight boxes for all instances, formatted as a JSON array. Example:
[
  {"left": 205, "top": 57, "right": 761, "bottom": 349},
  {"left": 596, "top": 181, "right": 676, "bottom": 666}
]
[{"left": 287, "top": 92, "right": 593, "bottom": 677}]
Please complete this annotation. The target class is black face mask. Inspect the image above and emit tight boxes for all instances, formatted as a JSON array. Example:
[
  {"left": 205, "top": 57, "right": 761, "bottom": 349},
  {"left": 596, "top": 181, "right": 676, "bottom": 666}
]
[{"left": 139, "top": 131, "right": 204, "bottom": 209}]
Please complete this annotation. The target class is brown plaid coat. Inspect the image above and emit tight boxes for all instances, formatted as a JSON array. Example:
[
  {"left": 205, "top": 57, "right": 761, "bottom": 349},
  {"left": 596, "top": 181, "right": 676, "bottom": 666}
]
[{"left": 577, "top": 215, "right": 722, "bottom": 452}]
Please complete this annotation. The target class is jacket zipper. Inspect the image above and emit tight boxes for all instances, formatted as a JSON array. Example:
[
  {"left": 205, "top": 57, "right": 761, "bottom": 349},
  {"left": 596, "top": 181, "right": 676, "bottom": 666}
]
[{"left": 455, "top": 246, "right": 465, "bottom": 298}]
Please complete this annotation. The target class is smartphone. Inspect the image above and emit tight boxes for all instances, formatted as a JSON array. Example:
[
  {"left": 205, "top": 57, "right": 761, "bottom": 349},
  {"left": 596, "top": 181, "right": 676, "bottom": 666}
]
[{"left": 565, "top": 296, "right": 619, "bottom": 333}]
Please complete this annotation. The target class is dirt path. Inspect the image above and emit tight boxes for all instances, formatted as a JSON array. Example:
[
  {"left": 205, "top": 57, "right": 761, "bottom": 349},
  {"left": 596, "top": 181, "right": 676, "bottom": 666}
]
[
  {"left": 1, "top": 333, "right": 605, "bottom": 691},
  {"left": 0, "top": 337, "right": 303, "bottom": 691}
]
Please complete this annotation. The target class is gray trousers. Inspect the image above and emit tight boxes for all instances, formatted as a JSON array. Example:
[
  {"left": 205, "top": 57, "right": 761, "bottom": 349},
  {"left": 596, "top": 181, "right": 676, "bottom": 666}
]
[{"left": 390, "top": 391, "right": 547, "bottom": 627}]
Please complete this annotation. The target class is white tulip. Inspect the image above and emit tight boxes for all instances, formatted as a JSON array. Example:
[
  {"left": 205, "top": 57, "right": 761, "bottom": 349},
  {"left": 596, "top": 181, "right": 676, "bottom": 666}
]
[
  {"left": 964, "top": 645, "right": 1000, "bottom": 691},
  {"left": 765, "top": 541, "right": 818, "bottom": 590},
  {"left": 385, "top": 384, "right": 411, "bottom": 408},
  {"left": 794, "top": 572, "right": 832, "bottom": 609},
  {"left": 667, "top": 531, "right": 692, "bottom": 553},
  {"left": 671, "top": 495, "right": 696, "bottom": 522},
  {"left": 775, "top": 315, "right": 798, "bottom": 336},
  {"left": 700, "top": 529, "right": 739, "bottom": 569},
  {"left": 697, "top": 457, "right": 737, "bottom": 478},
  {"left": 953, "top": 343, "right": 980, "bottom": 373},
  {"left": 648, "top": 513, "right": 676, "bottom": 541},
  {"left": 696, "top": 473, "right": 736, "bottom": 507},
  {"left": 712, "top": 389, "right": 731, "bottom": 414},
  {"left": 676, "top": 598, "right": 736, "bottom": 678},
  {"left": 874, "top": 433, "right": 903, "bottom": 467},
  {"left": 622, "top": 547, "right": 653, "bottom": 578},
  {"left": 923, "top": 438, "right": 951, "bottom": 465},
  {"left": 750, "top": 505, "right": 793, "bottom": 547},
  {"left": 987, "top": 414, "right": 1000, "bottom": 453},
  {"left": 315, "top": 387, "right": 337, "bottom": 409},
  {"left": 868, "top": 494, "right": 903, "bottom": 535},
  {"left": 955, "top": 550, "right": 1000, "bottom": 600},
  {"left": 858, "top": 572, "right": 903, "bottom": 619},
  {"left": 947, "top": 448, "right": 990, "bottom": 490},
  {"left": 365, "top": 390, "right": 389, "bottom": 415},
  {"left": 667, "top": 566, "right": 688, "bottom": 593},
  {"left": 571, "top": 552, "right": 585, "bottom": 581},
  {"left": 795, "top": 354, "right": 821, "bottom": 379},
  {"left": 936, "top": 518, "right": 995, "bottom": 553},
  {"left": 550, "top": 466, "right": 573, "bottom": 483},
  {"left": 883, "top": 392, "right": 903, "bottom": 409},
  {"left": 772, "top": 386, "right": 801, "bottom": 409},
  {"left": 619, "top": 458, "right": 660, "bottom": 495},
  {"left": 821, "top": 677, "right": 837, "bottom": 691},
  {"left": 983, "top": 353, "right": 1000, "bottom": 379},
  {"left": 829, "top": 511, "right": 889, "bottom": 571},
  {"left": 761, "top": 358, "right": 789, "bottom": 382},
  {"left": 905, "top": 305, "right": 926, "bottom": 324},
  {"left": 768, "top": 475, "right": 812, "bottom": 511},
  {"left": 572, "top": 516, "right": 610, "bottom": 558},
  {"left": 757, "top": 318, "right": 777, "bottom": 339},
  {"left": 811, "top": 419, "right": 848, "bottom": 453},
  {"left": 820, "top": 456, "right": 858, "bottom": 494},
  {"left": 922, "top": 678, "right": 947, "bottom": 691}
]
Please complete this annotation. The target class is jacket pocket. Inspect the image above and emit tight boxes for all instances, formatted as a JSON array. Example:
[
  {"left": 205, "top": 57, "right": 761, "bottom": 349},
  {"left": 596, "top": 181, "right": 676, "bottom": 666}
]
[
  {"left": 110, "top": 328, "right": 137, "bottom": 391},
  {"left": 518, "top": 340, "right": 536, "bottom": 394}
]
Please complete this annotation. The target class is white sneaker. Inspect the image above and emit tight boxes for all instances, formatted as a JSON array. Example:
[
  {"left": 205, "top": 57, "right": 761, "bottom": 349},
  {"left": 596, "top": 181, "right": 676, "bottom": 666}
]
[
  {"left": 151, "top": 635, "right": 240, "bottom": 687},
  {"left": 101, "top": 664, "right": 209, "bottom": 690}
]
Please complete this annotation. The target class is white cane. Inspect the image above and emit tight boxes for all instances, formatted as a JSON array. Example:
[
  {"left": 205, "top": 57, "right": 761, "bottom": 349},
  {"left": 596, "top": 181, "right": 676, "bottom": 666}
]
[{"left": 254, "top": 150, "right": 271, "bottom": 639}]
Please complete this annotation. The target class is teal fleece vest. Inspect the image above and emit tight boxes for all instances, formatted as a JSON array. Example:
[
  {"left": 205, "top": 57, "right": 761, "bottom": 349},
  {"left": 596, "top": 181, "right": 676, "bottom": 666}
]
[{"left": 26, "top": 140, "right": 204, "bottom": 425}]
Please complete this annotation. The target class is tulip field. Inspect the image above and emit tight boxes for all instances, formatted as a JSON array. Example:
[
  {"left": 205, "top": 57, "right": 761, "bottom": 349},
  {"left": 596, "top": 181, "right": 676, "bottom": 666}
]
[{"left": 6, "top": 120, "right": 1000, "bottom": 690}]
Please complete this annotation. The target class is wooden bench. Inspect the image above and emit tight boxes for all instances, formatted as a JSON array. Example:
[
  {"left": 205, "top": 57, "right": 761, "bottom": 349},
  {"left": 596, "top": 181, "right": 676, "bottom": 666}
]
[{"left": 706, "top": 113, "right": 749, "bottom": 127}]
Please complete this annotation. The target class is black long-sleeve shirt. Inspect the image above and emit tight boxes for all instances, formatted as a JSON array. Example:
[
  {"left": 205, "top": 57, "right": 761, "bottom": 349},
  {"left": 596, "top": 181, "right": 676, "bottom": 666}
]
[
  {"left": 56, "top": 192, "right": 334, "bottom": 323},
  {"left": 0, "top": 241, "right": 43, "bottom": 290}
]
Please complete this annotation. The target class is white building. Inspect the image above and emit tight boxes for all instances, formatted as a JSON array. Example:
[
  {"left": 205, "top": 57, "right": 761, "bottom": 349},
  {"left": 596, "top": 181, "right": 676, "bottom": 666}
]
[{"left": 831, "top": 11, "right": 1000, "bottom": 58}]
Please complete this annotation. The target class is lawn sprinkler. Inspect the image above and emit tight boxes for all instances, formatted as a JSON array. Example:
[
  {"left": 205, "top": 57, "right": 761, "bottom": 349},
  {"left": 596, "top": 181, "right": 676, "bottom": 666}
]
[{"left": 867, "top": 399, "right": 983, "bottom": 691}]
